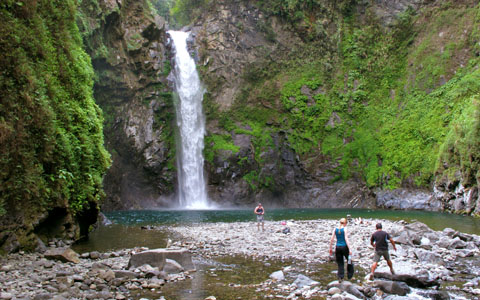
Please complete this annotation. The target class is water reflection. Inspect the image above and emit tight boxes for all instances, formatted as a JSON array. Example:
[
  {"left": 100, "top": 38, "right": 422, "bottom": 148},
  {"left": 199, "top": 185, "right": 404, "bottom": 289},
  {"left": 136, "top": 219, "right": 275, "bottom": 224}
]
[{"left": 72, "top": 225, "right": 167, "bottom": 253}]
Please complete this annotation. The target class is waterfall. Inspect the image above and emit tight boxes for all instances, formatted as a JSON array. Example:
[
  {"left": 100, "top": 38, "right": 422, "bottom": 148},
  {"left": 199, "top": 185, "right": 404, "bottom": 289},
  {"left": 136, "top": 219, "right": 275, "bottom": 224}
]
[{"left": 169, "top": 30, "right": 209, "bottom": 209}]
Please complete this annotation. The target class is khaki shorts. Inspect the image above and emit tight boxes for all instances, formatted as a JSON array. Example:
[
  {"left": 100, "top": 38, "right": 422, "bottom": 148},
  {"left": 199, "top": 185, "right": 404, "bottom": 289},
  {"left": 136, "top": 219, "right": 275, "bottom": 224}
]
[
  {"left": 374, "top": 250, "right": 390, "bottom": 262},
  {"left": 256, "top": 215, "right": 264, "bottom": 222}
]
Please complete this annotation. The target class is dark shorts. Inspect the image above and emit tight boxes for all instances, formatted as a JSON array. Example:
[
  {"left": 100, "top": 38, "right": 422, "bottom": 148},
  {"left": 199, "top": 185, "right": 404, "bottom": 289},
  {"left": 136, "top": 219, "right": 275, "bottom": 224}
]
[
  {"left": 256, "top": 215, "right": 264, "bottom": 222},
  {"left": 374, "top": 250, "right": 390, "bottom": 262}
]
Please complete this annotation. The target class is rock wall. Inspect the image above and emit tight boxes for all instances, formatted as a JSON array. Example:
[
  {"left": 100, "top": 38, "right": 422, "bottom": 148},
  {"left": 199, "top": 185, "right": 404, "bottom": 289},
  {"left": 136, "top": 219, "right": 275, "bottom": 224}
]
[
  {"left": 78, "top": 0, "right": 176, "bottom": 210},
  {"left": 187, "top": 0, "right": 480, "bottom": 213},
  {"left": 188, "top": 0, "right": 374, "bottom": 208},
  {"left": 78, "top": 0, "right": 479, "bottom": 213}
]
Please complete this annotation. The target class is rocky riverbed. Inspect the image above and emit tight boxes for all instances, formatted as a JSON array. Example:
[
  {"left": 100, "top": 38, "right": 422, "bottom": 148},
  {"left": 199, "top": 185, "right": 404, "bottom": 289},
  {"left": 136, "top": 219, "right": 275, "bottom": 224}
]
[
  {"left": 167, "top": 218, "right": 480, "bottom": 299},
  {"left": 1, "top": 218, "right": 479, "bottom": 300},
  {"left": 0, "top": 247, "right": 193, "bottom": 300}
]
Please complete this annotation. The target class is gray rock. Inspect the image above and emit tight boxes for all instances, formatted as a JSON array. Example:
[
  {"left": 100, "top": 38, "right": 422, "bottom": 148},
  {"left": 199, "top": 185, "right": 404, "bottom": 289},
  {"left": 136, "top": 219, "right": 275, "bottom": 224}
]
[
  {"left": 0, "top": 265, "right": 14, "bottom": 272},
  {"left": 293, "top": 274, "right": 319, "bottom": 288},
  {"left": 414, "top": 248, "right": 444, "bottom": 265},
  {"left": 0, "top": 293, "right": 13, "bottom": 300},
  {"left": 97, "top": 270, "right": 115, "bottom": 282},
  {"left": 162, "top": 259, "right": 184, "bottom": 274},
  {"left": 128, "top": 248, "right": 194, "bottom": 271},
  {"left": 374, "top": 271, "right": 438, "bottom": 288},
  {"left": 374, "top": 280, "right": 410, "bottom": 296},
  {"left": 449, "top": 237, "right": 467, "bottom": 249},
  {"left": 394, "top": 231, "right": 413, "bottom": 245},
  {"left": 416, "top": 290, "right": 451, "bottom": 300},
  {"left": 114, "top": 270, "right": 138, "bottom": 279},
  {"left": 89, "top": 251, "right": 101, "bottom": 259},
  {"left": 34, "top": 294, "right": 53, "bottom": 300},
  {"left": 339, "top": 281, "right": 365, "bottom": 299},
  {"left": 269, "top": 270, "right": 285, "bottom": 281},
  {"left": 376, "top": 189, "right": 441, "bottom": 211},
  {"left": 44, "top": 248, "right": 80, "bottom": 264},
  {"left": 328, "top": 287, "right": 342, "bottom": 295},
  {"left": 35, "top": 238, "right": 47, "bottom": 253}
]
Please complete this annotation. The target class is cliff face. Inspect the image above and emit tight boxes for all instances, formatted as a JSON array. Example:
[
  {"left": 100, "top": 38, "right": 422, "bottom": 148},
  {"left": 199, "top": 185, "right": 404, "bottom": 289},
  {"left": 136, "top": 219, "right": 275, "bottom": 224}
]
[
  {"left": 78, "top": 0, "right": 176, "bottom": 210},
  {"left": 77, "top": 0, "right": 480, "bottom": 214},
  {"left": 189, "top": 0, "right": 374, "bottom": 208},
  {"left": 186, "top": 0, "right": 480, "bottom": 213}
]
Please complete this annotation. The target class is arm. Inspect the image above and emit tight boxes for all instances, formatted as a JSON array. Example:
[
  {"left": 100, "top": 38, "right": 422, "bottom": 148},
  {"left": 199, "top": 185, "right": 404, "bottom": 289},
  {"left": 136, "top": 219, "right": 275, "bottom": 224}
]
[
  {"left": 254, "top": 207, "right": 258, "bottom": 214},
  {"left": 370, "top": 235, "right": 375, "bottom": 249},
  {"left": 329, "top": 229, "right": 336, "bottom": 255},
  {"left": 344, "top": 228, "right": 352, "bottom": 255},
  {"left": 389, "top": 238, "right": 397, "bottom": 251}
]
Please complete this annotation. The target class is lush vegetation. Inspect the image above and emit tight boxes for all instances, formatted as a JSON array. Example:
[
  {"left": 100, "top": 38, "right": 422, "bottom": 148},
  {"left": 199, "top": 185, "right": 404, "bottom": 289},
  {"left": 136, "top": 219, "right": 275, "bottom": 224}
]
[
  {"left": 0, "top": 0, "right": 110, "bottom": 217},
  {"left": 198, "top": 0, "right": 480, "bottom": 193}
]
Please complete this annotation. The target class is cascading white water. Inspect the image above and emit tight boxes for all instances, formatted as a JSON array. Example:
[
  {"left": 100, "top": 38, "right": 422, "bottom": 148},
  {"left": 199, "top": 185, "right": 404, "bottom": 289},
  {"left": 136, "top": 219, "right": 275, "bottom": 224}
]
[{"left": 169, "top": 30, "right": 209, "bottom": 209}]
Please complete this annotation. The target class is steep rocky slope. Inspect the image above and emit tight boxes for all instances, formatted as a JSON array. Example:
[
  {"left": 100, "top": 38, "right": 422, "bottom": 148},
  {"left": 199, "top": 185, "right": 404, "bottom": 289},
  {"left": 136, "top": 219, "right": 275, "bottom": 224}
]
[
  {"left": 188, "top": 0, "right": 373, "bottom": 207},
  {"left": 78, "top": 0, "right": 480, "bottom": 214},
  {"left": 186, "top": 0, "right": 480, "bottom": 212},
  {"left": 78, "top": 0, "right": 176, "bottom": 210}
]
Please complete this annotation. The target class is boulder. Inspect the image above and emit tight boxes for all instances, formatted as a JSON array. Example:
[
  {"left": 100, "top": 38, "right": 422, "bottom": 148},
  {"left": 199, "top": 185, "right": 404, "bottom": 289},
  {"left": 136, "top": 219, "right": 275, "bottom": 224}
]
[
  {"left": 394, "top": 231, "right": 413, "bottom": 245},
  {"left": 0, "top": 293, "right": 13, "bottom": 300},
  {"left": 128, "top": 248, "right": 195, "bottom": 271},
  {"left": 414, "top": 248, "right": 444, "bottom": 265},
  {"left": 293, "top": 274, "right": 319, "bottom": 288},
  {"left": 44, "top": 248, "right": 80, "bottom": 264},
  {"left": 374, "top": 271, "right": 438, "bottom": 288},
  {"left": 405, "top": 221, "right": 433, "bottom": 233},
  {"left": 448, "top": 237, "right": 467, "bottom": 249},
  {"left": 163, "top": 258, "right": 184, "bottom": 274},
  {"left": 269, "top": 270, "right": 285, "bottom": 281},
  {"left": 374, "top": 280, "right": 410, "bottom": 296},
  {"left": 339, "top": 281, "right": 365, "bottom": 299},
  {"left": 328, "top": 287, "right": 341, "bottom": 295}
]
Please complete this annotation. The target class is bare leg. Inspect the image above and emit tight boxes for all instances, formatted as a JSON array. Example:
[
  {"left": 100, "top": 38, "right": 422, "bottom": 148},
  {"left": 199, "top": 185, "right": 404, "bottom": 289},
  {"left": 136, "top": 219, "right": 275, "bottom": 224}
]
[
  {"left": 257, "top": 222, "right": 260, "bottom": 231},
  {"left": 262, "top": 222, "right": 264, "bottom": 231},
  {"left": 370, "top": 262, "right": 378, "bottom": 279},
  {"left": 387, "top": 260, "right": 395, "bottom": 274}
]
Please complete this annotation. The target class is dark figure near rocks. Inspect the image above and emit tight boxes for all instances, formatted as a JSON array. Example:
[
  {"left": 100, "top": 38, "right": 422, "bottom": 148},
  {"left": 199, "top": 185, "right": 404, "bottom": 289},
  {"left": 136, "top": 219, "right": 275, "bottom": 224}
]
[
  {"left": 329, "top": 218, "right": 353, "bottom": 281},
  {"left": 254, "top": 203, "right": 265, "bottom": 231},
  {"left": 370, "top": 222, "right": 397, "bottom": 280}
]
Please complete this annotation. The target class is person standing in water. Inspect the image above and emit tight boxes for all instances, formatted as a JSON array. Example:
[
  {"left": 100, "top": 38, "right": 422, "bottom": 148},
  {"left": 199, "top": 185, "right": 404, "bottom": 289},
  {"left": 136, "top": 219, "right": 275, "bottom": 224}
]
[
  {"left": 254, "top": 203, "right": 265, "bottom": 231},
  {"left": 329, "top": 218, "right": 353, "bottom": 281}
]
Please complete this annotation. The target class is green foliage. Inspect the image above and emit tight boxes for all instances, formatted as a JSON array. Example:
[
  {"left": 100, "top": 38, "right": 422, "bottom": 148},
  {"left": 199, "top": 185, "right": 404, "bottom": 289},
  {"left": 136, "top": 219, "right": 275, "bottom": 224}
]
[
  {"left": 151, "top": 0, "right": 174, "bottom": 18},
  {"left": 438, "top": 97, "right": 480, "bottom": 186},
  {"left": 0, "top": 0, "right": 110, "bottom": 216},
  {"left": 280, "top": 69, "right": 331, "bottom": 155},
  {"left": 170, "top": 0, "right": 210, "bottom": 27},
  {"left": 126, "top": 32, "right": 143, "bottom": 51},
  {"left": 405, "top": 6, "right": 475, "bottom": 92},
  {"left": 234, "top": 120, "right": 274, "bottom": 165},
  {"left": 215, "top": 0, "right": 480, "bottom": 191},
  {"left": 204, "top": 134, "right": 240, "bottom": 163}
]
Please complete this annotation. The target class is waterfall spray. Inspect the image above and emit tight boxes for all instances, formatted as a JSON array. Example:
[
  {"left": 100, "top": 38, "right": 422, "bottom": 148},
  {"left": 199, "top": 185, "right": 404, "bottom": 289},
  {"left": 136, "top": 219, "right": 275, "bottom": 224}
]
[{"left": 169, "top": 30, "right": 209, "bottom": 209}]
